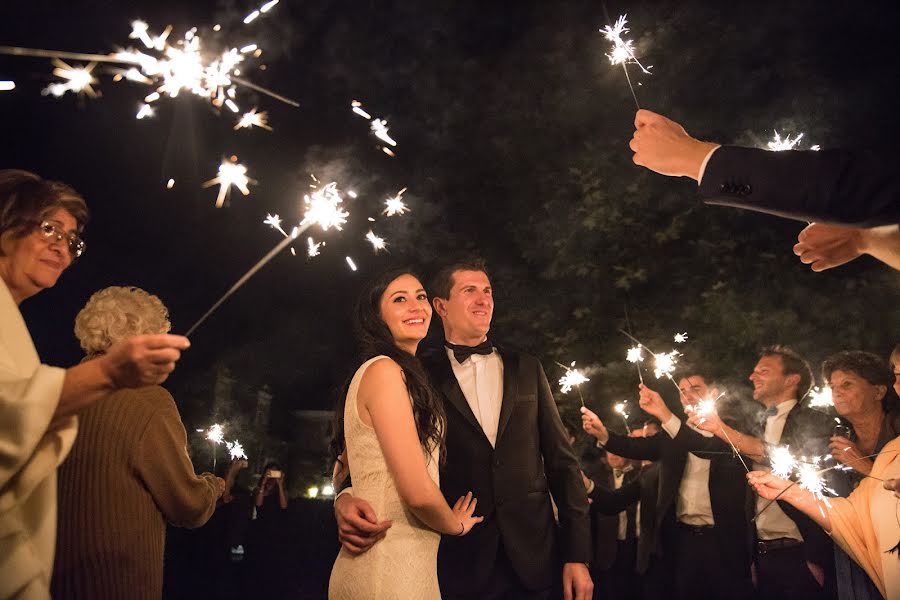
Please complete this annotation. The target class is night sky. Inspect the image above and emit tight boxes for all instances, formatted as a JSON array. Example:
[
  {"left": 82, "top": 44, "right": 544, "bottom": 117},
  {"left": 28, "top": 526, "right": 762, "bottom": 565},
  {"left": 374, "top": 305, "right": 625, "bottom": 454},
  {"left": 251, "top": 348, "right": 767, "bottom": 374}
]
[{"left": 3, "top": 0, "right": 899, "bottom": 428}]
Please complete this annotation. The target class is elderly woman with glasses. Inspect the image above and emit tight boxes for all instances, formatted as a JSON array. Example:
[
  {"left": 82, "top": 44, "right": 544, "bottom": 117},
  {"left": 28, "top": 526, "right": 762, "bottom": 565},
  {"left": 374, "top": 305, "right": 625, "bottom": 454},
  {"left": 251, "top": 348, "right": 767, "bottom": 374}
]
[
  {"left": 0, "top": 169, "right": 190, "bottom": 598},
  {"left": 52, "top": 287, "right": 224, "bottom": 600}
]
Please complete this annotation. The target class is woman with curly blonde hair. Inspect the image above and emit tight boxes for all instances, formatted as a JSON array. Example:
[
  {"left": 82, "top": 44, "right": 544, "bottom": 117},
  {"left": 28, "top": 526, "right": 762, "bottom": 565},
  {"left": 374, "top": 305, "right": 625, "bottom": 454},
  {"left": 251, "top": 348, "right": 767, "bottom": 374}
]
[{"left": 52, "top": 286, "right": 223, "bottom": 600}]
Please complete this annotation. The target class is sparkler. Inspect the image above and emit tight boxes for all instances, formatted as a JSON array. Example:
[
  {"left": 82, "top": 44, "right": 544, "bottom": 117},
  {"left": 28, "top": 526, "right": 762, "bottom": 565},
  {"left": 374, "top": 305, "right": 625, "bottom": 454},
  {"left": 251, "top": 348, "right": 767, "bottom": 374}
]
[
  {"left": 206, "top": 423, "right": 224, "bottom": 470},
  {"left": 614, "top": 402, "right": 631, "bottom": 434},
  {"left": 618, "top": 330, "right": 682, "bottom": 395},
  {"left": 185, "top": 180, "right": 352, "bottom": 337},
  {"left": 808, "top": 386, "right": 834, "bottom": 409},
  {"left": 235, "top": 107, "right": 272, "bottom": 131},
  {"left": 42, "top": 59, "right": 99, "bottom": 97},
  {"left": 203, "top": 157, "right": 254, "bottom": 208},
  {"left": 226, "top": 439, "right": 247, "bottom": 460},
  {"left": 383, "top": 188, "right": 409, "bottom": 216},
  {"left": 600, "top": 15, "right": 651, "bottom": 109},
  {"left": 626, "top": 345, "right": 644, "bottom": 384},
  {"left": 767, "top": 131, "right": 804, "bottom": 151},
  {"left": 557, "top": 361, "right": 589, "bottom": 406},
  {"left": 686, "top": 391, "right": 751, "bottom": 472}
]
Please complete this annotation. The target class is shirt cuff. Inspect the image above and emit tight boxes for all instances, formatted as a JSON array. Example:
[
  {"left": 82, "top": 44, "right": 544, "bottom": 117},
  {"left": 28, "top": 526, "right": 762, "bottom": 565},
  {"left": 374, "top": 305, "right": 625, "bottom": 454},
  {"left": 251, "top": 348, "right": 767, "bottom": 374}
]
[
  {"left": 661, "top": 414, "right": 682, "bottom": 438},
  {"left": 696, "top": 145, "right": 721, "bottom": 184},
  {"left": 585, "top": 479, "right": 595, "bottom": 495},
  {"left": 335, "top": 486, "right": 354, "bottom": 503}
]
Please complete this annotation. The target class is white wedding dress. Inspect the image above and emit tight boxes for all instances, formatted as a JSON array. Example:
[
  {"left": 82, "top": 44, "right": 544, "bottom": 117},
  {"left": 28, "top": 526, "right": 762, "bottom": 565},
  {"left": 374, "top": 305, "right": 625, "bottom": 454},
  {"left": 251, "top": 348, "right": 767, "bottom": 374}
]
[{"left": 329, "top": 356, "right": 442, "bottom": 599}]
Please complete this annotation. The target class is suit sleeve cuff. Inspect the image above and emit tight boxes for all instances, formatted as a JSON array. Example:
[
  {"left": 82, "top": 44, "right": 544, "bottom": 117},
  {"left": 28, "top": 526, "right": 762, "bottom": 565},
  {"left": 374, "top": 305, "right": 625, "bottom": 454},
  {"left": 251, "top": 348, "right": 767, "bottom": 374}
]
[
  {"left": 661, "top": 414, "right": 682, "bottom": 438},
  {"left": 697, "top": 145, "right": 721, "bottom": 184}
]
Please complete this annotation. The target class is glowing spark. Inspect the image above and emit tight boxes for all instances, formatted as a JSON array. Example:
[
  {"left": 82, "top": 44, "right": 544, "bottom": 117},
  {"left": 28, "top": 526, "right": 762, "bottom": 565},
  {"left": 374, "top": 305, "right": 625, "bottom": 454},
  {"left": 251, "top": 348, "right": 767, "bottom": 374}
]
[
  {"left": 244, "top": 10, "right": 261, "bottom": 24},
  {"left": 129, "top": 21, "right": 155, "bottom": 49},
  {"left": 653, "top": 350, "right": 680, "bottom": 379},
  {"left": 692, "top": 398, "right": 717, "bottom": 419},
  {"left": 224, "top": 98, "right": 239, "bottom": 112},
  {"left": 601, "top": 15, "right": 651, "bottom": 74},
  {"left": 614, "top": 402, "right": 629, "bottom": 417},
  {"left": 626, "top": 346, "right": 644, "bottom": 363},
  {"left": 226, "top": 439, "right": 247, "bottom": 460},
  {"left": 808, "top": 386, "right": 833, "bottom": 408},
  {"left": 307, "top": 237, "right": 322, "bottom": 257},
  {"left": 769, "top": 445, "right": 796, "bottom": 479},
  {"left": 44, "top": 59, "right": 99, "bottom": 97},
  {"left": 382, "top": 147, "right": 396, "bottom": 157},
  {"left": 0, "top": 81, "right": 15, "bottom": 91},
  {"left": 351, "top": 100, "right": 372, "bottom": 119},
  {"left": 301, "top": 182, "right": 350, "bottom": 231},
  {"left": 796, "top": 459, "right": 828, "bottom": 500},
  {"left": 260, "top": 0, "right": 279, "bottom": 12},
  {"left": 136, "top": 103, "right": 154, "bottom": 119},
  {"left": 810, "top": 145, "right": 821, "bottom": 151},
  {"left": 166, "top": 178, "right": 175, "bottom": 189},
  {"left": 674, "top": 332, "right": 688, "bottom": 344},
  {"left": 264, "top": 213, "right": 289, "bottom": 237},
  {"left": 767, "top": 131, "right": 804, "bottom": 151},
  {"left": 206, "top": 423, "right": 224, "bottom": 445},
  {"left": 371, "top": 118, "right": 397, "bottom": 146},
  {"left": 203, "top": 158, "right": 253, "bottom": 208},
  {"left": 235, "top": 107, "right": 272, "bottom": 131},
  {"left": 383, "top": 188, "right": 409, "bottom": 216},
  {"left": 559, "top": 362, "right": 590, "bottom": 394},
  {"left": 365, "top": 230, "right": 386, "bottom": 252},
  {"left": 346, "top": 256, "right": 358, "bottom": 271},
  {"left": 240, "top": 44, "right": 258, "bottom": 54}
]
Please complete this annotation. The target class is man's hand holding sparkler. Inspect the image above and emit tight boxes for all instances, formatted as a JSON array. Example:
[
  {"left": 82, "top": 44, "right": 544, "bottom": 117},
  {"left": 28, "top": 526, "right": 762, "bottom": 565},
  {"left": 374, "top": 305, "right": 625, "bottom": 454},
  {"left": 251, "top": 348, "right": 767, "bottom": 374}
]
[
  {"left": 637, "top": 384, "right": 673, "bottom": 422},
  {"left": 686, "top": 410, "right": 723, "bottom": 433},
  {"left": 630, "top": 110, "right": 719, "bottom": 180},
  {"left": 747, "top": 470, "right": 794, "bottom": 502},
  {"left": 829, "top": 435, "right": 874, "bottom": 476},
  {"left": 580, "top": 407, "right": 609, "bottom": 445}
]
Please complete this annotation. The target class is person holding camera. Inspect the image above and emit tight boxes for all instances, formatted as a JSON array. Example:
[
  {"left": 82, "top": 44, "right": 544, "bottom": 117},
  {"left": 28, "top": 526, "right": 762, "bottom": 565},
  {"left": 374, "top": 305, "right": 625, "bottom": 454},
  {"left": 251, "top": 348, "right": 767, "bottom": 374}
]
[{"left": 255, "top": 462, "right": 288, "bottom": 513}]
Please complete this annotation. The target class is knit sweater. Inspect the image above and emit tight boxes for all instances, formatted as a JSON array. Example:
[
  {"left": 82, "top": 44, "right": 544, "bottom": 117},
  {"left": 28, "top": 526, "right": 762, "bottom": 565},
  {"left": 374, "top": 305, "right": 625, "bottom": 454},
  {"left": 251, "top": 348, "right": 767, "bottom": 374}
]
[{"left": 51, "top": 385, "right": 220, "bottom": 599}]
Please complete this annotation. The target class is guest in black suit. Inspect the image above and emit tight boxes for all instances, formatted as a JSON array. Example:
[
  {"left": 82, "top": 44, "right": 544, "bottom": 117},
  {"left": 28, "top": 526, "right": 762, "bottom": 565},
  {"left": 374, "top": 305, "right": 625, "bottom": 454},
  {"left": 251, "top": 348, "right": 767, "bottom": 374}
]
[
  {"left": 335, "top": 259, "right": 593, "bottom": 600},
  {"left": 582, "top": 370, "right": 755, "bottom": 600},
  {"left": 686, "top": 346, "right": 837, "bottom": 600}
]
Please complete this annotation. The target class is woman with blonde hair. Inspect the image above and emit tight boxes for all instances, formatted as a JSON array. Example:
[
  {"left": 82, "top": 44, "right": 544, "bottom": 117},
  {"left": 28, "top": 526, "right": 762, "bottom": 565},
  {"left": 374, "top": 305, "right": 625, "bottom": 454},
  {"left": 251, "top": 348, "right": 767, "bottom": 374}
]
[{"left": 52, "top": 286, "right": 223, "bottom": 600}]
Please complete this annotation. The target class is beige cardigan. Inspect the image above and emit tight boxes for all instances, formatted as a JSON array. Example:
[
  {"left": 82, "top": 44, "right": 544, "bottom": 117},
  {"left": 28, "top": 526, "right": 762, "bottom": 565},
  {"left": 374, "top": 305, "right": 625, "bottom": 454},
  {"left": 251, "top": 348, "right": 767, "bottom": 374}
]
[
  {"left": 0, "top": 278, "right": 77, "bottom": 599},
  {"left": 828, "top": 435, "right": 900, "bottom": 599}
]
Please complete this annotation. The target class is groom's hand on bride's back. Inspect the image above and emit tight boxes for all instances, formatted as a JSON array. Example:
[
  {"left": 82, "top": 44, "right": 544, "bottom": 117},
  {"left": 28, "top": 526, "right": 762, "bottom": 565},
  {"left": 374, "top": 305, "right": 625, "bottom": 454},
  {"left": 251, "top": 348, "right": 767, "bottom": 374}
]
[{"left": 335, "top": 494, "right": 393, "bottom": 555}]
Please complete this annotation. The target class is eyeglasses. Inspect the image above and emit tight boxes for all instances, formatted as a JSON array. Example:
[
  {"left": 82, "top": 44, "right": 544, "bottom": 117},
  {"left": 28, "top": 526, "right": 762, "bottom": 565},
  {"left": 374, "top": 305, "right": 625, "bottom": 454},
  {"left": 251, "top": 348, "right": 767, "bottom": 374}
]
[{"left": 38, "top": 221, "right": 86, "bottom": 259}]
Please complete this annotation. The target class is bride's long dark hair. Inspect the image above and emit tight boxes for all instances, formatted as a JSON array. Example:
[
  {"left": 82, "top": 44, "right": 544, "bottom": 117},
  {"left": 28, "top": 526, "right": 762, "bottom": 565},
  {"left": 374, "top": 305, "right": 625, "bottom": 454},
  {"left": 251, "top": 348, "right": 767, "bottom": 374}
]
[{"left": 330, "top": 268, "right": 446, "bottom": 469}]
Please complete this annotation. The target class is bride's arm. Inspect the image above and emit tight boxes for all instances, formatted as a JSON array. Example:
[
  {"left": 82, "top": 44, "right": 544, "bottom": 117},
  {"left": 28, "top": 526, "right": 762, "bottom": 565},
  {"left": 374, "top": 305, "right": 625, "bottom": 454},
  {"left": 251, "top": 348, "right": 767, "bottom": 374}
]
[{"left": 359, "top": 358, "right": 469, "bottom": 536}]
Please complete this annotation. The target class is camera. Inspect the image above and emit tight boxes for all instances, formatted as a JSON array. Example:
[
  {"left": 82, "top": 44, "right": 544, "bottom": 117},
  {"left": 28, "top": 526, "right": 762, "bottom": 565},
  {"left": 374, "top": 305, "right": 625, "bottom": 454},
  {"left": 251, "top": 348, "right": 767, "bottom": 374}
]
[
  {"left": 833, "top": 423, "right": 853, "bottom": 440},
  {"left": 267, "top": 469, "right": 283, "bottom": 479}
]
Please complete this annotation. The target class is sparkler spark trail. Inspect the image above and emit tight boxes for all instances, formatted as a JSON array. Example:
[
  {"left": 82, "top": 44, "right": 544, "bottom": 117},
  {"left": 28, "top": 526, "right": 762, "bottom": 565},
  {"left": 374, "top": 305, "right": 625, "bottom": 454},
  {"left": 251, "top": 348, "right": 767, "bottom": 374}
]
[
  {"left": 370, "top": 118, "right": 397, "bottom": 147},
  {"left": 600, "top": 14, "right": 651, "bottom": 108},
  {"left": 43, "top": 59, "right": 99, "bottom": 97},
  {"left": 0, "top": 81, "right": 14, "bottom": 91},
  {"left": 264, "top": 213, "right": 288, "bottom": 237},
  {"left": 614, "top": 402, "right": 632, "bottom": 434},
  {"left": 346, "top": 257, "right": 358, "bottom": 271},
  {"left": 365, "top": 230, "right": 386, "bottom": 252},
  {"left": 808, "top": 386, "right": 834, "bottom": 408},
  {"left": 351, "top": 100, "right": 372, "bottom": 120},
  {"left": 203, "top": 158, "right": 254, "bottom": 208},
  {"left": 307, "top": 237, "right": 322, "bottom": 257},
  {"left": 383, "top": 188, "right": 409, "bottom": 216},
  {"left": 235, "top": 107, "right": 272, "bottom": 131},
  {"left": 674, "top": 332, "right": 688, "bottom": 344}
]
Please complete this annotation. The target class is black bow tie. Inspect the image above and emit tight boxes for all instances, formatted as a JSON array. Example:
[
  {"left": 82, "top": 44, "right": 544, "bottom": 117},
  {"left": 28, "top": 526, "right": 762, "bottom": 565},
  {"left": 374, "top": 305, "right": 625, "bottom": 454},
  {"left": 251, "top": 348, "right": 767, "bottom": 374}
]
[{"left": 446, "top": 339, "right": 493, "bottom": 363}]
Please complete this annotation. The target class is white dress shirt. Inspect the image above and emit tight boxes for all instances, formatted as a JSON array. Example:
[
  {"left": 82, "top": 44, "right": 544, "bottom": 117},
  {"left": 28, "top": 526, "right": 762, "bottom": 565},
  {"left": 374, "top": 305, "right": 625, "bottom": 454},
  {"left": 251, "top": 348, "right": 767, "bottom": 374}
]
[
  {"left": 662, "top": 415, "right": 715, "bottom": 526},
  {"left": 612, "top": 467, "right": 636, "bottom": 540},
  {"left": 446, "top": 347, "right": 504, "bottom": 447},
  {"left": 754, "top": 399, "right": 804, "bottom": 541}
]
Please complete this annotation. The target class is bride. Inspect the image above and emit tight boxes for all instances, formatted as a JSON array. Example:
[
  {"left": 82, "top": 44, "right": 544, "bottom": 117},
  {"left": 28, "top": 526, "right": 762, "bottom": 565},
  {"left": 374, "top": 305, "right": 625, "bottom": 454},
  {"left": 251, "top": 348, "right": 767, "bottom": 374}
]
[{"left": 329, "top": 269, "right": 482, "bottom": 599}]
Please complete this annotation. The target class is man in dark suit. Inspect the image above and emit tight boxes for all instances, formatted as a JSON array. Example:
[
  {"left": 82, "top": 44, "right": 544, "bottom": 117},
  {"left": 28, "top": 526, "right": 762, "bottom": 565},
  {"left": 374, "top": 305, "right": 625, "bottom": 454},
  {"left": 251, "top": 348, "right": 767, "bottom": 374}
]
[
  {"left": 335, "top": 259, "right": 593, "bottom": 600},
  {"left": 685, "top": 346, "right": 837, "bottom": 600},
  {"left": 581, "top": 371, "right": 755, "bottom": 600}
]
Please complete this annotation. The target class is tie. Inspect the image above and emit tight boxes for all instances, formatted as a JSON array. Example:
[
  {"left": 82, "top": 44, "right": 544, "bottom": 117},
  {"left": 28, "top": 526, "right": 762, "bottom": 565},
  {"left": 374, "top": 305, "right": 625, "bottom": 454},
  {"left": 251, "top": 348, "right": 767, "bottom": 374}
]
[
  {"left": 446, "top": 339, "right": 493, "bottom": 363},
  {"left": 764, "top": 406, "right": 778, "bottom": 417}
]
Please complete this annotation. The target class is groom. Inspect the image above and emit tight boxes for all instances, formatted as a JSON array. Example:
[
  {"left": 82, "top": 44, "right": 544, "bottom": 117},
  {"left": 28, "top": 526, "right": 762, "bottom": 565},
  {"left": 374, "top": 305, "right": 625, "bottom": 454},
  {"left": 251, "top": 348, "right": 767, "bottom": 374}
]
[{"left": 335, "top": 259, "right": 593, "bottom": 599}]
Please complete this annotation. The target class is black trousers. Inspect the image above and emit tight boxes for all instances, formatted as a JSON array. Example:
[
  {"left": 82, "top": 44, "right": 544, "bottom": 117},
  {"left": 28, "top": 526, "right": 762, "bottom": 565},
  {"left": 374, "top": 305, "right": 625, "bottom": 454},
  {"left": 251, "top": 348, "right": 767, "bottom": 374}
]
[
  {"left": 672, "top": 523, "right": 754, "bottom": 600},
  {"left": 593, "top": 539, "right": 640, "bottom": 600},
  {"left": 443, "top": 541, "right": 556, "bottom": 600},
  {"left": 755, "top": 542, "right": 829, "bottom": 600}
]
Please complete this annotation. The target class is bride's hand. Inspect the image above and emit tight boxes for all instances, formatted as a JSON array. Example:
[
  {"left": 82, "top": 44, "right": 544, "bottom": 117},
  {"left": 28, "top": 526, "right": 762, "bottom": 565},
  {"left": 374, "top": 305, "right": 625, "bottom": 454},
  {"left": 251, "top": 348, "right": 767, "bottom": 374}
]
[{"left": 452, "top": 491, "right": 484, "bottom": 535}]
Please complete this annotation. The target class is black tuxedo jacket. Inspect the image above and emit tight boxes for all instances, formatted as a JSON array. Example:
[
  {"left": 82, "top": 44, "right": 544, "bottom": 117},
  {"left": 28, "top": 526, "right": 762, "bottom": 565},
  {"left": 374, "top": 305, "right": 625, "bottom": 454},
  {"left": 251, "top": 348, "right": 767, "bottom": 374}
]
[
  {"left": 589, "top": 462, "right": 659, "bottom": 574},
  {"left": 699, "top": 145, "right": 900, "bottom": 227},
  {"left": 586, "top": 465, "right": 640, "bottom": 571},
  {"left": 603, "top": 424, "right": 752, "bottom": 573},
  {"left": 420, "top": 347, "right": 591, "bottom": 594}
]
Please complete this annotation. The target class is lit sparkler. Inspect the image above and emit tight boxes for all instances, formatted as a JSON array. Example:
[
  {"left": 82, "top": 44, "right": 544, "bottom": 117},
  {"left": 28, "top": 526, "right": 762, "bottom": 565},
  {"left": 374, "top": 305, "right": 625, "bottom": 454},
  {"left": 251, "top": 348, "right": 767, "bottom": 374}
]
[
  {"left": 365, "top": 230, "right": 386, "bottom": 252},
  {"left": 206, "top": 423, "right": 225, "bottom": 444},
  {"left": 235, "top": 107, "right": 272, "bottom": 131},
  {"left": 558, "top": 361, "right": 589, "bottom": 407},
  {"left": 614, "top": 402, "right": 632, "bottom": 434},
  {"left": 203, "top": 157, "right": 254, "bottom": 208},
  {"left": 226, "top": 439, "right": 247, "bottom": 460},
  {"left": 600, "top": 14, "right": 651, "bottom": 108},
  {"left": 808, "top": 386, "right": 833, "bottom": 409},
  {"left": 769, "top": 445, "right": 796, "bottom": 479},
  {"left": 626, "top": 345, "right": 644, "bottom": 384},
  {"left": 383, "top": 188, "right": 409, "bottom": 216},
  {"left": 653, "top": 350, "right": 680, "bottom": 380},
  {"left": 767, "top": 131, "right": 804, "bottom": 151}
]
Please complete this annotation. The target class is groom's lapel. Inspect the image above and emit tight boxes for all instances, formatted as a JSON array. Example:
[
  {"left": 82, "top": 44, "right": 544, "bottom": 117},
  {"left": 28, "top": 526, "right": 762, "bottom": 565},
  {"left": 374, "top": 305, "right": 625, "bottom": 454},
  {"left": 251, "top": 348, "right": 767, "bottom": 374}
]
[
  {"left": 495, "top": 348, "right": 519, "bottom": 444},
  {"left": 431, "top": 350, "right": 485, "bottom": 436}
]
